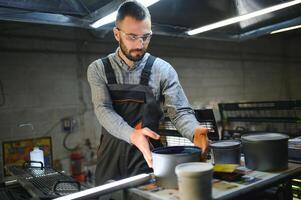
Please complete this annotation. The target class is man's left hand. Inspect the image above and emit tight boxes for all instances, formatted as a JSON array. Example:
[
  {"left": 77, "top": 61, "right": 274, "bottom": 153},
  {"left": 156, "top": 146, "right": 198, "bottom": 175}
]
[{"left": 193, "top": 127, "right": 209, "bottom": 161}]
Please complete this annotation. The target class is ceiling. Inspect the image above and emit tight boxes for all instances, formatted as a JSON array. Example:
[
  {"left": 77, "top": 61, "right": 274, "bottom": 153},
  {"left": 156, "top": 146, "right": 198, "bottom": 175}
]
[{"left": 0, "top": 0, "right": 300, "bottom": 41}]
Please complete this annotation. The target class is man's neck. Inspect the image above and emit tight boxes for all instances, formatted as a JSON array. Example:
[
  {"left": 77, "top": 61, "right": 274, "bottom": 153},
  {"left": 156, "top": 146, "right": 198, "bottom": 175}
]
[{"left": 118, "top": 49, "right": 134, "bottom": 68}]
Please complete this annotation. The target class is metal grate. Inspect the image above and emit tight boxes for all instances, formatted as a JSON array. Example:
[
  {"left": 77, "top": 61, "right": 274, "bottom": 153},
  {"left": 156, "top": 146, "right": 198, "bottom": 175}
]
[
  {"left": 7, "top": 165, "right": 89, "bottom": 198},
  {"left": 27, "top": 171, "right": 80, "bottom": 195},
  {"left": 159, "top": 116, "right": 217, "bottom": 146},
  {"left": 164, "top": 136, "right": 194, "bottom": 146}
]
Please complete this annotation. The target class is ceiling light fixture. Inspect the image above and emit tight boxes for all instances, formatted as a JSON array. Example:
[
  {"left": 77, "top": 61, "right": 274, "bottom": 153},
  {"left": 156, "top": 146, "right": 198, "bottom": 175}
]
[
  {"left": 187, "top": 0, "right": 301, "bottom": 35},
  {"left": 270, "top": 24, "right": 301, "bottom": 34},
  {"left": 90, "top": 0, "right": 160, "bottom": 29}
]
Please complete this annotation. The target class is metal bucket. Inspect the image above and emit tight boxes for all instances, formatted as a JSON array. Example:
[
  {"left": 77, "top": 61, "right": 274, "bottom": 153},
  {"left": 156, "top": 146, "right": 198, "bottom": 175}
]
[
  {"left": 152, "top": 146, "right": 201, "bottom": 189},
  {"left": 210, "top": 140, "right": 241, "bottom": 165},
  {"left": 242, "top": 133, "right": 289, "bottom": 171}
]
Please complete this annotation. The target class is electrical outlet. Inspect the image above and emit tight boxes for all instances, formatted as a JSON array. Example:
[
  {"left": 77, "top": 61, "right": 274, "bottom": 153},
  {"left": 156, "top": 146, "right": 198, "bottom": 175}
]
[{"left": 62, "top": 117, "right": 74, "bottom": 133}]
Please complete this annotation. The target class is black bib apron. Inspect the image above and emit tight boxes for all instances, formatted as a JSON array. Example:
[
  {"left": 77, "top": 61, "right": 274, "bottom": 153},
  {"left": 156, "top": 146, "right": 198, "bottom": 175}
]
[{"left": 95, "top": 56, "right": 163, "bottom": 185}]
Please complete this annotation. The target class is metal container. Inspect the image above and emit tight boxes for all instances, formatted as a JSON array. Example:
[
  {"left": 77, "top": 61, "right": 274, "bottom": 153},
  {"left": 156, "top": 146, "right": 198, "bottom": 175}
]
[
  {"left": 288, "top": 136, "right": 301, "bottom": 161},
  {"left": 176, "top": 162, "right": 213, "bottom": 200},
  {"left": 242, "top": 133, "right": 289, "bottom": 171},
  {"left": 210, "top": 140, "right": 241, "bottom": 165},
  {"left": 152, "top": 146, "right": 201, "bottom": 189}
]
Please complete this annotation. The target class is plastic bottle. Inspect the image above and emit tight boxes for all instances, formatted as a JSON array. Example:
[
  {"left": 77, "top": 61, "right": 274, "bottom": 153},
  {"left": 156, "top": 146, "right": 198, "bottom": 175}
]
[{"left": 30, "top": 147, "right": 44, "bottom": 167}]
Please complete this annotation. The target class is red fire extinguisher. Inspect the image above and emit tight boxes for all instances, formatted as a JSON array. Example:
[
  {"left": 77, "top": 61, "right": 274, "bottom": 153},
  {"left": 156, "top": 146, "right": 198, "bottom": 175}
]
[{"left": 70, "top": 149, "right": 85, "bottom": 182}]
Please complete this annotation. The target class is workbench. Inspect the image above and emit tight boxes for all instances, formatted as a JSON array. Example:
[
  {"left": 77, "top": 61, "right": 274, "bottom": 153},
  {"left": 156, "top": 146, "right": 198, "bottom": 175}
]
[{"left": 126, "top": 162, "right": 301, "bottom": 200}]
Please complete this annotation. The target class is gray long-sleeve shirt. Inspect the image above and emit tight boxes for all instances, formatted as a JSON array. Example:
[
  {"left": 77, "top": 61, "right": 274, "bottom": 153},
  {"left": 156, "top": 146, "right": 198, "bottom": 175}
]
[{"left": 87, "top": 48, "right": 200, "bottom": 144}]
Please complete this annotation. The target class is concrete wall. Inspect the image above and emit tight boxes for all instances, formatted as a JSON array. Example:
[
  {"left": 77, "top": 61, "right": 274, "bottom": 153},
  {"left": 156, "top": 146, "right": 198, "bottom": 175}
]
[{"left": 0, "top": 21, "right": 300, "bottom": 178}]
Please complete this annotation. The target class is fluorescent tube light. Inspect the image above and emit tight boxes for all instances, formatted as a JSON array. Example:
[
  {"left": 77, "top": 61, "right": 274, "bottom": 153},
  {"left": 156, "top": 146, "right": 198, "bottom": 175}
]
[
  {"left": 90, "top": 11, "right": 117, "bottom": 29},
  {"left": 54, "top": 173, "right": 152, "bottom": 200},
  {"left": 90, "top": 0, "right": 160, "bottom": 28},
  {"left": 138, "top": 0, "right": 160, "bottom": 7},
  {"left": 187, "top": 0, "right": 301, "bottom": 35},
  {"left": 270, "top": 24, "right": 301, "bottom": 34}
]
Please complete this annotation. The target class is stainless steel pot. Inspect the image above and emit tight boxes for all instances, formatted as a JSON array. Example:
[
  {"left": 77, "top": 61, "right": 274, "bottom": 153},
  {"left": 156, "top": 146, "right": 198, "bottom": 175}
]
[
  {"left": 242, "top": 133, "right": 289, "bottom": 171},
  {"left": 210, "top": 140, "right": 241, "bottom": 165},
  {"left": 152, "top": 146, "right": 201, "bottom": 189}
]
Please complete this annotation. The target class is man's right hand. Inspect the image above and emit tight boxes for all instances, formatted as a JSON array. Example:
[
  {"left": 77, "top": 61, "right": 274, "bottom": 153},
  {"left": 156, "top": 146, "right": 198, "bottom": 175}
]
[{"left": 130, "top": 127, "right": 160, "bottom": 168}]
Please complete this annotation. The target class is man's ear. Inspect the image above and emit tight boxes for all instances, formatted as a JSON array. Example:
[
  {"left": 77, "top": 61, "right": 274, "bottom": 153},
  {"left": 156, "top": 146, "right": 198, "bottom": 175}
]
[{"left": 113, "top": 27, "right": 120, "bottom": 42}]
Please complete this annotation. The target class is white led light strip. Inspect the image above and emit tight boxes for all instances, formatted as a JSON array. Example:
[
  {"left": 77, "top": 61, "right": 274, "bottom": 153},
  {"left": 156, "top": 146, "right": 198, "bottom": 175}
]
[
  {"left": 271, "top": 24, "right": 301, "bottom": 34},
  {"left": 187, "top": 0, "right": 301, "bottom": 35},
  {"left": 90, "top": 0, "right": 160, "bottom": 28},
  {"left": 53, "top": 173, "right": 151, "bottom": 200}
]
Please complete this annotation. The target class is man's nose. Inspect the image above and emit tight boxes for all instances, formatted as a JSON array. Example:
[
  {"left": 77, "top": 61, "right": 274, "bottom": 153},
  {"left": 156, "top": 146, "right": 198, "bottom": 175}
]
[{"left": 134, "top": 38, "right": 144, "bottom": 48}]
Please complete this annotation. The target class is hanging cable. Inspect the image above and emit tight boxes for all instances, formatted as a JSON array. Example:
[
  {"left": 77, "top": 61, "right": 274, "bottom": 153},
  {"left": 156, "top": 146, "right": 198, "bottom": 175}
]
[{"left": 63, "top": 132, "right": 77, "bottom": 151}]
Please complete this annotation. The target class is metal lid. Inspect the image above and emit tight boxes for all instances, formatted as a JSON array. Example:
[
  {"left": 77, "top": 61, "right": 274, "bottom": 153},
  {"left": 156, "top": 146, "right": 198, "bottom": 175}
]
[
  {"left": 242, "top": 133, "right": 289, "bottom": 142},
  {"left": 210, "top": 140, "right": 241, "bottom": 149},
  {"left": 175, "top": 162, "right": 213, "bottom": 177}
]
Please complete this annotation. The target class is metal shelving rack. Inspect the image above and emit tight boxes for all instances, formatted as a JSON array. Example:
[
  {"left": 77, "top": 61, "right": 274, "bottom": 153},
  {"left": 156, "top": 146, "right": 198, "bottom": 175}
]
[
  {"left": 218, "top": 100, "right": 301, "bottom": 198},
  {"left": 218, "top": 100, "right": 301, "bottom": 140}
]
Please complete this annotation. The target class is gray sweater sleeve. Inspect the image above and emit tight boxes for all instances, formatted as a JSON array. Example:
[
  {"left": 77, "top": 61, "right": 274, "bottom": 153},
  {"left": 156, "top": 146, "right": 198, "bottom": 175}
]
[
  {"left": 87, "top": 60, "right": 134, "bottom": 143},
  {"left": 160, "top": 61, "right": 200, "bottom": 142}
]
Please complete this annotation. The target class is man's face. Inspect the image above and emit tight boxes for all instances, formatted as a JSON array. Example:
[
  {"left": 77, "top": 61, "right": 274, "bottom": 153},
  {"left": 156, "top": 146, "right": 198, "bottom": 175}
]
[{"left": 114, "top": 16, "right": 152, "bottom": 62}]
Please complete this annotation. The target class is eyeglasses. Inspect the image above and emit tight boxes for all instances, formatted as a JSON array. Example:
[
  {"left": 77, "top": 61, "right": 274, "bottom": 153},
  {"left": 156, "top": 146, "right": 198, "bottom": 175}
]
[{"left": 116, "top": 27, "right": 152, "bottom": 42}]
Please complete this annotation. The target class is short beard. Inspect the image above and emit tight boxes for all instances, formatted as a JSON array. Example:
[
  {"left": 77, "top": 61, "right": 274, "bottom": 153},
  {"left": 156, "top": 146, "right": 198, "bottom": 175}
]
[{"left": 119, "top": 38, "right": 146, "bottom": 62}]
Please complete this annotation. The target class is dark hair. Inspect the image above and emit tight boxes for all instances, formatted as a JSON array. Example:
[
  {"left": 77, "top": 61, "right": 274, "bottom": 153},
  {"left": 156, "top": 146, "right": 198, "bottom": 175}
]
[{"left": 116, "top": 1, "right": 151, "bottom": 26}]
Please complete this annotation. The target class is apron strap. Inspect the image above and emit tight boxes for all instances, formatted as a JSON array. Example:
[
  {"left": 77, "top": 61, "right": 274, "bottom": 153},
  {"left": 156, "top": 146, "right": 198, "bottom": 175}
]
[
  {"left": 140, "top": 55, "right": 156, "bottom": 86},
  {"left": 102, "top": 57, "right": 117, "bottom": 84}
]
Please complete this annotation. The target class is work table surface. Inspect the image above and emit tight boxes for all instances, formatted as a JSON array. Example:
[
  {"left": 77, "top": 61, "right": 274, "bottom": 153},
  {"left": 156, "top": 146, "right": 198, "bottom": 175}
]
[{"left": 127, "top": 162, "right": 301, "bottom": 200}]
